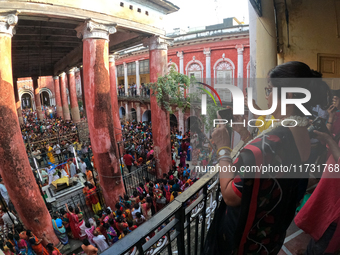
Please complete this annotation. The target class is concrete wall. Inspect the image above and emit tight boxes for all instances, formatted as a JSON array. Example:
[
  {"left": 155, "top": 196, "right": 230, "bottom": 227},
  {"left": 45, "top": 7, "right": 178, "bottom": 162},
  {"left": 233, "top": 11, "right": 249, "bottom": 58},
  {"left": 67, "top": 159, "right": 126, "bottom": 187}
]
[{"left": 277, "top": 0, "right": 340, "bottom": 70}]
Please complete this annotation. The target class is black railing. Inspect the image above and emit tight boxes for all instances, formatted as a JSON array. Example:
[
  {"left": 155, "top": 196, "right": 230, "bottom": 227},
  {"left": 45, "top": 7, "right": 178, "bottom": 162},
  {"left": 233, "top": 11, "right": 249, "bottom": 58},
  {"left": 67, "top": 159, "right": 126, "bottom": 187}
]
[
  {"left": 103, "top": 171, "right": 220, "bottom": 255},
  {"left": 123, "top": 159, "right": 157, "bottom": 197},
  {"left": 117, "top": 88, "right": 150, "bottom": 98}
]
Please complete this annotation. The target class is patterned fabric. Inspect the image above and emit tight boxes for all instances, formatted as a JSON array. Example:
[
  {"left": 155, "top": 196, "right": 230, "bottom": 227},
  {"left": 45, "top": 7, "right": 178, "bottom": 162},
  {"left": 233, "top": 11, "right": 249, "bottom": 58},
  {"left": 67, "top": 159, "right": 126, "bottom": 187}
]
[{"left": 203, "top": 126, "right": 306, "bottom": 255}]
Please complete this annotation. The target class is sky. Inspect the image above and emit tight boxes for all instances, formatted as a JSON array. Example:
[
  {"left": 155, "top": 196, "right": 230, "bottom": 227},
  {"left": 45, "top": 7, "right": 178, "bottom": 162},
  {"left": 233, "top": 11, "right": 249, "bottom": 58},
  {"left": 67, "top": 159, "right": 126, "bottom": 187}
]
[{"left": 163, "top": 0, "right": 249, "bottom": 32}]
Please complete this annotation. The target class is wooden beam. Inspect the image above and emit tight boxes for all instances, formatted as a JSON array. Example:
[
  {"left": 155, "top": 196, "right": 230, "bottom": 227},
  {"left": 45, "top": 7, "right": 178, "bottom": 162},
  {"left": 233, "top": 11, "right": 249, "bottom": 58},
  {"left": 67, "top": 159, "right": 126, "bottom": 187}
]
[{"left": 53, "top": 44, "right": 83, "bottom": 75}]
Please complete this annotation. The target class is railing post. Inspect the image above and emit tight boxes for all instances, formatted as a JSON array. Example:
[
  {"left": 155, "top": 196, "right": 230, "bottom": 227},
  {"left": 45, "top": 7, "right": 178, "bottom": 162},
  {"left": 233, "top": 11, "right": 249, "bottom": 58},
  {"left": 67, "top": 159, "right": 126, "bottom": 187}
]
[
  {"left": 175, "top": 203, "right": 186, "bottom": 255},
  {"left": 200, "top": 185, "right": 208, "bottom": 253}
]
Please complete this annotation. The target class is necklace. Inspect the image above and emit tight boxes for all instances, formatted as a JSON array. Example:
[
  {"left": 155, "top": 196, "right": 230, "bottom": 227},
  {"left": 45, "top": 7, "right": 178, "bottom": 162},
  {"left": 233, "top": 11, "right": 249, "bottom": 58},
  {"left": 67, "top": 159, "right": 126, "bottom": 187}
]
[{"left": 231, "top": 116, "right": 309, "bottom": 160}]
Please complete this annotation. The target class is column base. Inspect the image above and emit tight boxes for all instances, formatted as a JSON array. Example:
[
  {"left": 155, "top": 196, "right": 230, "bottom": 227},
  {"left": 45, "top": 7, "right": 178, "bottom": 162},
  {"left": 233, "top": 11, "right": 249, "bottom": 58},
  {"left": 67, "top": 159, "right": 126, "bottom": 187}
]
[
  {"left": 62, "top": 106, "right": 71, "bottom": 120},
  {"left": 56, "top": 106, "right": 63, "bottom": 118},
  {"left": 18, "top": 117, "right": 24, "bottom": 125},
  {"left": 71, "top": 107, "right": 80, "bottom": 123}
]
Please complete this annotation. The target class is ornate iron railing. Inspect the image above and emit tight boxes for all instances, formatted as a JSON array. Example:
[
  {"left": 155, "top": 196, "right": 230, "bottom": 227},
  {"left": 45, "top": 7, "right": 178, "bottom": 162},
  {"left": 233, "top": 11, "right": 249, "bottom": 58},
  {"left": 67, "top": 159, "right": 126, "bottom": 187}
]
[{"left": 102, "top": 171, "right": 220, "bottom": 255}]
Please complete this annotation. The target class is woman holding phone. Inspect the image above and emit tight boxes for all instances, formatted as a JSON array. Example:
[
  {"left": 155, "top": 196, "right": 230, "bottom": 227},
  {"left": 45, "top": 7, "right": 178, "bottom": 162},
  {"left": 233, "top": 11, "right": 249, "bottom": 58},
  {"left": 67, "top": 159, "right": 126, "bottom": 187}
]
[{"left": 203, "top": 61, "right": 331, "bottom": 255}]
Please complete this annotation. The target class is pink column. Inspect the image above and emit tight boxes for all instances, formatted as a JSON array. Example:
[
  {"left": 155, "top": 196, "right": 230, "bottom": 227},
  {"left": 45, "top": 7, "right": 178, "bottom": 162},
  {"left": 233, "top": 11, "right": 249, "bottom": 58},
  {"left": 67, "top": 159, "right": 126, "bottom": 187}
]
[
  {"left": 67, "top": 68, "right": 80, "bottom": 123},
  {"left": 59, "top": 72, "right": 71, "bottom": 120},
  {"left": 109, "top": 55, "right": 122, "bottom": 143},
  {"left": 0, "top": 14, "right": 59, "bottom": 245},
  {"left": 76, "top": 21, "right": 125, "bottom": 209},
  {"left": 33, "top": 77, "right": 44, "bottom": 121},
  {"left": 144, "top": 36, "right": 172, "bottom": 178},
  {"left": 13, "top": 79, "right": 23, "bottom": 125},
  {"left": 53, "top": 76, "right": 63, "bottom": 118}
]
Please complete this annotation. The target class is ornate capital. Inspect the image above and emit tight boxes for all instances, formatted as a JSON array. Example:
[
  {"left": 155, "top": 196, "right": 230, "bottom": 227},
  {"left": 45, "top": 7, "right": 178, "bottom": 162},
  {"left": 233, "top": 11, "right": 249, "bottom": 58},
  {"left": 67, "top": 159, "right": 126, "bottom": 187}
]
[
  {"left": 135, "top": 60, "right": 139, "bottom": 65},
  {"left": 67, "top": 67, "right": 76, "bottom": 74},
  {"left": 143, "top": 35, "right": 172, "bottom": 51},
  {"left": 203, "top": 48, "right": 211, "bottom": 57},
  {"left": 53, "top": 76, "right": 59, "bottom": 80},
  {"left": 236, "top": 44, "right": 244, "bottom": 55},
  {"left": 0, "top": 13, "right": 18, "bottom": 37},
  {"left": 123, "top": 62, "right": 127, "bottom": 68},
  {"left": 76, "top": 19, "right": 117, "bottom": 41},
  {"left": 177, "top": 51, "right": 184, "bottom": 59},
  {"left": 59, "top": 72, "right": 66, "bottom": 78},
  {"left": 74, "top": 67, "right": 80, "bottom": 73},
  {"left": 109, "top": 54, "right": 119, "bottom": 63}
]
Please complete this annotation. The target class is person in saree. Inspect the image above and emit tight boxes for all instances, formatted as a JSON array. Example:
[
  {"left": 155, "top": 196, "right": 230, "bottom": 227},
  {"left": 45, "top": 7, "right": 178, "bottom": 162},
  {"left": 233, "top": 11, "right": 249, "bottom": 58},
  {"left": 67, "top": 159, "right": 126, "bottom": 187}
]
[
  {"left": 87, "top": 184, "right": 101, "bottom": 214},
  {"left": 203, "top": 61, "right": 331, "bottom": 255},
  {"left": 27, "top": 230, "right": 49, "bottom": 255},
  {"left": 47, "top": 144, "right": 55, "bottom": 164},
  {"left": 52, "top": 214, "right": 69, "bottom": 245},
  {"left": 19, "top": 230, "right": 34, "bottom": 255},
  {"left": 65, "top": 204, "right": 81, "bottom": 240},
  {"left": 14, "top": 234, "right": 28, "bottom": 255}
]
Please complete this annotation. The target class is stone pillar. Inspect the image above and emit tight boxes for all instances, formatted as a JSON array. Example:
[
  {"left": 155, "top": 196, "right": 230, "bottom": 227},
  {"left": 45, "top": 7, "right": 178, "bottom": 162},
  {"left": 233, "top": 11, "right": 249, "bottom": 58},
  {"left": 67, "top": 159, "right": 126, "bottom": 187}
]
[
  {"left": 80, "top": 67, "right": 86, "bottom": 114},
  {"left": 32, "top": 77, "right": 44, "bottom": 121},
  {"left": 67, "top": 68, "right": 80, "bottom": 123},
  {"left": 76, "top": 20, "right": 125, "bottom": 209},
  {"left": 144, "top": 36, "right": 172, "bottom": 178},
  {"left": 13, "top": 79, "right": 23, "bottom": 125},
  {"left": 253, "top": 0, "right": 277, "bottom": 109},
  {"left": 53, "top": 76, "right": 63, "bottom": 118},
  {"left": 203, "top": 48, "right": 211, "bottom": 84},
  {"left": 236, "top": 44, "right": 244, "bottom": 91},
  {"left": 177, "top": 107, "right": 184, "bottom": 134},
  {"left": 109, "top": 55, "right": 122, "bottom": 143},
  {"left": 0, "top": 13, "right": 59, "bottom": 245},
  {"left": 125, "top": 102, "right": 129, "bottom": 120},
  {"left": 135, "top": 60, "right": 140, "bottom": 95},
  {"left": 177, "top": 51, "right": 184, "bottom": 74},
  {"left": 123, "top": 62, "right": 128, "bottom": 96},
  {"left": 136, "top": 103, "right": 141, "bottom": 122},
  {"left": 59, "top": 72, "right": 71, "bottom": 120}
]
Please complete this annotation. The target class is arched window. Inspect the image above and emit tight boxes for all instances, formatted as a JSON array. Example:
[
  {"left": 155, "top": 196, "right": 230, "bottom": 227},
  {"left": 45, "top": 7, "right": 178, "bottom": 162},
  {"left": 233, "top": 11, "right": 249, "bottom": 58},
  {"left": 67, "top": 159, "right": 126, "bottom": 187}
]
[
  {"left": 187, "top": 63, "right": 202, "bottom": 79},
  {"left": 215, "top": 61, "right": 233, "bottom": 85}
]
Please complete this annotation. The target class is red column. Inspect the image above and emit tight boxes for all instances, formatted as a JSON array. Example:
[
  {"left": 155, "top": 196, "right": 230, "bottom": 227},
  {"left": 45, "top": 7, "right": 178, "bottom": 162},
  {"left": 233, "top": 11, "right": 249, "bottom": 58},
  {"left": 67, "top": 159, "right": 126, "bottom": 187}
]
[
  {"left": 59, "top": 72, "right": 71, "bottom": 120},
  {"left": 109, "top": 55, "right": 122, "bottom": 143},
  {"left": 53, "top": 76, "right": 63, "bottom": 118},
  {"left": 77, "top": 21, "right": 125, "bottom": 209},
  {"left": 33, "top": 77, "right": 44, "bottom": 121},
  {"left": 146, "top": 36, "right": 172, "bottom": 178},
  {"left": 13, "top": 79, "right": 23, "bottom": 125},
  {"left": 67, "top": 69, "right": 80, "bottom": 123},
  {"left": 0, "top": 14, "right": 59, "bottom": 245}
]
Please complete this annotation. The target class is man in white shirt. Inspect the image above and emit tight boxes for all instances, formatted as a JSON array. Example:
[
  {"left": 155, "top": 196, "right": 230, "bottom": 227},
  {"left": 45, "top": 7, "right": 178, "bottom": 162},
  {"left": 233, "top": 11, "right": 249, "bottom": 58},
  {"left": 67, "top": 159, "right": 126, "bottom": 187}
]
[
  {"left": 53, "top": 143, "right": 62, "bottom": 161},
  {"left": 80, "top": 158, "right": 87, "bottom": 174},
  {"left": 68, "top": 160, "right": 77, "bottom": 177},
  {"left": 92, "top": 230, "right": 109, "bottom": 252},
  {"left": 2, "top": 211, "right": 18, "bottom": 228},
  {"left": 0, "top": 180, "right": 9, "bottom": 205}
]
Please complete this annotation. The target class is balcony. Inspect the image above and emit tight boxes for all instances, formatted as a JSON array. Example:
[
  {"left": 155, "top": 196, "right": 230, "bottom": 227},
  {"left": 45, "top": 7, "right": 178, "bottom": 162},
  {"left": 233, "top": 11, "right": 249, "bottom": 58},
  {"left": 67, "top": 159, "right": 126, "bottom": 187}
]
[
  {"left": 102, "top": 171, "right": 220, "bottom": 255},
  {"left": 117, "top": 88, "right": 150, "bottom": 98}
]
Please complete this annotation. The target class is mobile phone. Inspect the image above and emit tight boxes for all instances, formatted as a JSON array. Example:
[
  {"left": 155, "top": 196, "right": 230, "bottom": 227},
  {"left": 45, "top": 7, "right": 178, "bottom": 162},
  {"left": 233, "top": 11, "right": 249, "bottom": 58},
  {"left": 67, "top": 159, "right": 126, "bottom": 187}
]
[{"left": 217, "top": 108, "right": 233, "bottom": 123}]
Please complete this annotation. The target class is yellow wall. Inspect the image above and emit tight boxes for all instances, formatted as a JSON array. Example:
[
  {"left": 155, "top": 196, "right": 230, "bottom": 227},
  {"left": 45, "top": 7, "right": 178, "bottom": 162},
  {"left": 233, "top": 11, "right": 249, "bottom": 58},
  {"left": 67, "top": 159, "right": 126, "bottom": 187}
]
[
  {"left": 277, "top": 0, "right": 340, "bottom": 71},
  {"left": 140, "top": 74, "right": 150, "bottom": 84}
]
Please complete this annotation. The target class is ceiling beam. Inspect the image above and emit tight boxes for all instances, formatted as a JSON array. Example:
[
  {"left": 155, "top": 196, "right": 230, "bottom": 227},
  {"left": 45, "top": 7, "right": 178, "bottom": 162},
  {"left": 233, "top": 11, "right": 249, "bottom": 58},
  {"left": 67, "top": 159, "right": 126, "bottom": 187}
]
[{"left": 54, "top": 44, "right": 83, "bottom": 75}]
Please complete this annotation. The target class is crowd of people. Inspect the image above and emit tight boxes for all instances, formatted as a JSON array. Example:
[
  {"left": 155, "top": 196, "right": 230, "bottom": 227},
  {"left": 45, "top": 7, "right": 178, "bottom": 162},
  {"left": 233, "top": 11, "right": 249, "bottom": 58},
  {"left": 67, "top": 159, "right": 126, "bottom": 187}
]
[{"left": 117, "top": 83, "right": 150, "bottom": 97}]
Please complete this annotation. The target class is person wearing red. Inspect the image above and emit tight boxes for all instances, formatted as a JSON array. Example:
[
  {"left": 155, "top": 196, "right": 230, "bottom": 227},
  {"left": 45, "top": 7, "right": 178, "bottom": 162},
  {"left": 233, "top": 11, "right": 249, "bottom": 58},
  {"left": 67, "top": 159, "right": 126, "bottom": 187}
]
[{"left": 123, "top": 152, "right": 134, "bottom": 173}]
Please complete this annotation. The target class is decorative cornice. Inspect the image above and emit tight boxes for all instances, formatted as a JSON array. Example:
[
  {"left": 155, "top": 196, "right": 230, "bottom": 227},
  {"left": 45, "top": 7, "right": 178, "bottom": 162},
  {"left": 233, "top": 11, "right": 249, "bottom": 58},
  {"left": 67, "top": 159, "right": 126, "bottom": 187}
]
[
  {"left": 76, "top": 19, "right": 117, "bottom": 41},
  {"left": 143, "top": 36, "right": 173, "bottom": 51},
  {"left": 0, "top": 13, "right": 18, "bottom": 37}
]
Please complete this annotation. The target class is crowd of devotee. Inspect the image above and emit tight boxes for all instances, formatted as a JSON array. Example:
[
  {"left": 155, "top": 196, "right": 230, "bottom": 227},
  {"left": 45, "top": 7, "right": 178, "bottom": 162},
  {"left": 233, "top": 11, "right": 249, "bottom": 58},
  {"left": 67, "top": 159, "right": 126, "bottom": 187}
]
[{"left": 0, "top": 103, "right": 208, "bottom": 255}]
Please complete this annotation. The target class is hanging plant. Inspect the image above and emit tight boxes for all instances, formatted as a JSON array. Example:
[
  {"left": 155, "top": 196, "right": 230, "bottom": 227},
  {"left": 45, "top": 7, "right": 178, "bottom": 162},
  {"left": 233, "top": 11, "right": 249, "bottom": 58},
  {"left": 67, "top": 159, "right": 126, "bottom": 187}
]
[{"left": 149, "top": 65, "right": 195, "bottom": 113}]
